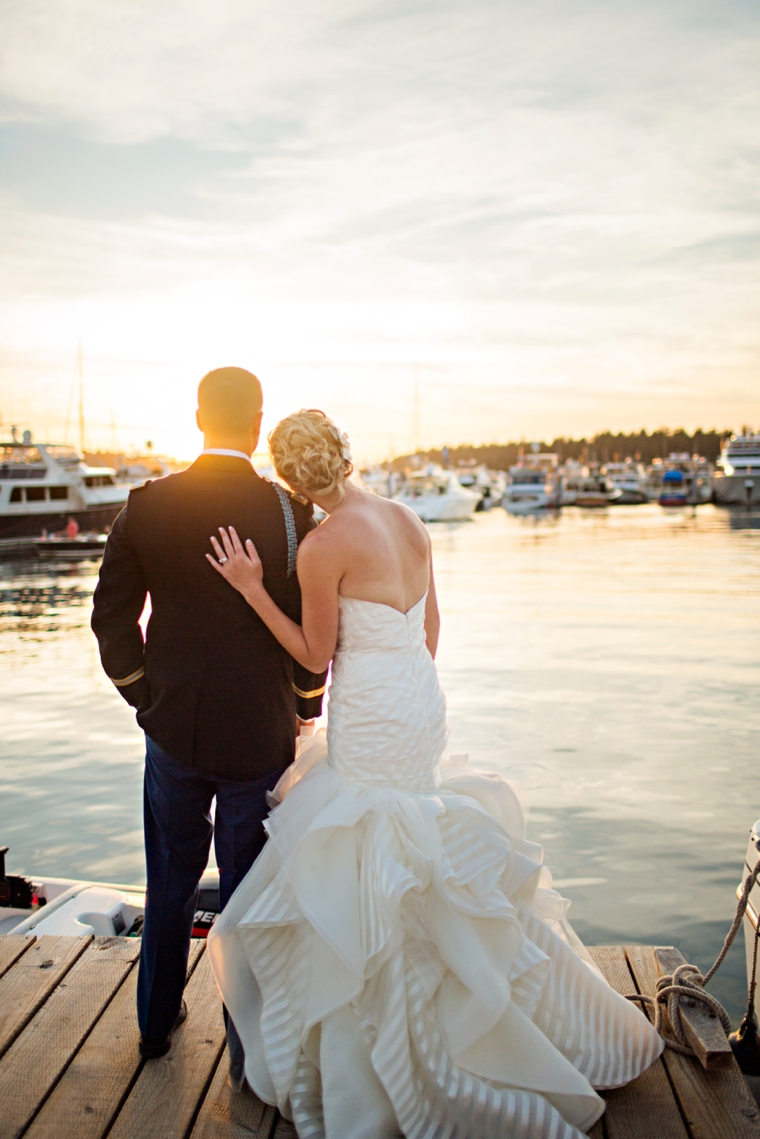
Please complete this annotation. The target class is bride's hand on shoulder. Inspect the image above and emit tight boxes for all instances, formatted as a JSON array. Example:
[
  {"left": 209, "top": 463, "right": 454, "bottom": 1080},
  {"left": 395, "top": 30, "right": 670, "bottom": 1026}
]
[{"left": 207, "top": 526, "right": 264, "bottom": 599}]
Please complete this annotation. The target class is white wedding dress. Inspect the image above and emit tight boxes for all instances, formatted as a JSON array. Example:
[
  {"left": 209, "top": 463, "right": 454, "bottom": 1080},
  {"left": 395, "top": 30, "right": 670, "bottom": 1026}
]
[{"left": 208, "top": 594, "right": 663, "bottom": 1139}]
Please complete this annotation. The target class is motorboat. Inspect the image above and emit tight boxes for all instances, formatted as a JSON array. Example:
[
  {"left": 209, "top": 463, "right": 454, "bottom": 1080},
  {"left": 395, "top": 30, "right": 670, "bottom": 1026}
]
[
  {"left": 0, "top": 845, "right": 219, "bottom": 940},
  {"left": 116, "top": 454, "right": 172, "bottom": 487},
  {"left": 394, "top": 468, "right": 480, "bottom": 522},
  {"left": 574, "top": 473, "right": 622, "bottom": 508},
  {"left": 738, "top": 822, "right": 760, "bottom": 1033},
  {"left": 502, "top": 448, "right": 561, "bottom": 513},
  {"left": 602, "top": 461, "right": 650, "bottom": 504},
  {"left": 659, "top": 468, "right": 688, "bottom": 507},
  {"left": 556, "top": 460, "right": 588, "bottom": 506},
  {"left": 455, "top": 464, "right": 507, "bottom": 511},
  {"left": 0, "top": 432, "right": 129, "bottom": 538},
  {"left": 361, "top": 467, "right": 402, "bottom": 499},
  {"left": 502, "top": 468, "right": 559, "bottom": 513},
  {"left": 714, "top": 432, "right": 760, "bottom": 506},
  {"left": 652, "top": 454, "right": 714, "bottom": 507}
]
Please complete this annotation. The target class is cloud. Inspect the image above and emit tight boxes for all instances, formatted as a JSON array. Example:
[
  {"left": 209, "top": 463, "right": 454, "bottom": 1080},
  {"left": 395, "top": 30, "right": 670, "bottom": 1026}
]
[{"left": 0, "top": 0, "right": 758, "bottom": 455}]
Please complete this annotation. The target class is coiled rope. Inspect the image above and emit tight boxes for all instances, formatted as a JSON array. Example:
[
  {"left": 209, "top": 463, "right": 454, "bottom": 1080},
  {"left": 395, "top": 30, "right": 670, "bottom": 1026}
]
[{"left": 625, "top": 858, "right": 760, "bottom": 1054}]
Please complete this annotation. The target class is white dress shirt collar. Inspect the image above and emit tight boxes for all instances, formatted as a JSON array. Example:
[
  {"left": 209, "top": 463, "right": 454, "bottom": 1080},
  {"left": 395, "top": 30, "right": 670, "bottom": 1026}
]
[{"left": 201, "top": 448, "right": 252, "bottom": 462}]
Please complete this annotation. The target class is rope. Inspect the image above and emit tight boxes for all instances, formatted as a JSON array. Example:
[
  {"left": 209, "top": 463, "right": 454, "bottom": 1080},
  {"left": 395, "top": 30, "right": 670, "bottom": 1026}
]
[{"left": 625, "top": 857, "right": 760, "bottom": 1055}]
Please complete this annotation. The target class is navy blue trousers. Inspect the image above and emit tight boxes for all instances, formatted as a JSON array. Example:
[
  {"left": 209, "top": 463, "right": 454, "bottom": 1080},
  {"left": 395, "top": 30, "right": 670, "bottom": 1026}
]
[{"left": 137, "top": 736, "right": 285, "bottom": 1044}]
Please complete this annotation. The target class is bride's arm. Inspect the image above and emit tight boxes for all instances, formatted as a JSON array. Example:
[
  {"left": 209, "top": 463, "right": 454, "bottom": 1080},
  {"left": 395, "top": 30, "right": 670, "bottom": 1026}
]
[{"left": 207, "top": 526, "right": 340, "bottom": 673}]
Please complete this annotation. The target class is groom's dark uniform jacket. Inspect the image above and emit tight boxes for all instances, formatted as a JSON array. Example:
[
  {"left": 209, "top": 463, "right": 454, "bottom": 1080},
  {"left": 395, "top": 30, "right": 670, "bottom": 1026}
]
[{"left": 91, "top": 454, "right": 327, "bottom": 779}]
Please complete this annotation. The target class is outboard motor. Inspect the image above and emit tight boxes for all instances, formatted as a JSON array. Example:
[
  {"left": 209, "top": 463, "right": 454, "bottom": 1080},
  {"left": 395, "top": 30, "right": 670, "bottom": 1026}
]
[
  {"left": 731, "top": 822, "right": 760, "bottom": 1075},
  {"left": 0, "top": 846, "right": 34, "bottom": 909}
]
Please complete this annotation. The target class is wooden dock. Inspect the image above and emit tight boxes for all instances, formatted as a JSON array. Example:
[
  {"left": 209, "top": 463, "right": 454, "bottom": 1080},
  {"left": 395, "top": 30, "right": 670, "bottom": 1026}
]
[{"left": 1, "top": 935, "right": 759, "bottom": 1139}]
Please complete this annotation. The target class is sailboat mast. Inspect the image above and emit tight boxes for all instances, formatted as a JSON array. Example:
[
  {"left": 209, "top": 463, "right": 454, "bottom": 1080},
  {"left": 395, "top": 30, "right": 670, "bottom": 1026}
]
[{"left": 77, "top": 340, "right": 85, "bottom": 456}]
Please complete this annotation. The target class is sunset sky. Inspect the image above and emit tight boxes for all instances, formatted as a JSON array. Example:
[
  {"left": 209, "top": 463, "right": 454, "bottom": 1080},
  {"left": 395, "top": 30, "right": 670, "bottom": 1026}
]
[{"left": 1, "top": 0, "right": 758, "bottom": 462}]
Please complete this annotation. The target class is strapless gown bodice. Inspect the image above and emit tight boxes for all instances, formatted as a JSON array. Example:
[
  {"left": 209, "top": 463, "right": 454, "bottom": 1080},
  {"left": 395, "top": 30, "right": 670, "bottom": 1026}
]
[
  {"left": 326, "top": 595, "right": 447, "bottom": 792},
  {"left": 209, "top": 591, "right": 664, "bottom": 1139}
]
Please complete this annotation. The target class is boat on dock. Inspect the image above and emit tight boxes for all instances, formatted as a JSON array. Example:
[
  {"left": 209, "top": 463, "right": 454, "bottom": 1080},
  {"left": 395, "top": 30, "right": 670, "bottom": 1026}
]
[
  {"left": 0, "top": 433, "right": 129, "bottom": 539},
  {"left": 393, "top": 468, "right": 480, "bottom": 522},
  {"left": 0, "top": 846, "right": 219, "bottom": 940}
]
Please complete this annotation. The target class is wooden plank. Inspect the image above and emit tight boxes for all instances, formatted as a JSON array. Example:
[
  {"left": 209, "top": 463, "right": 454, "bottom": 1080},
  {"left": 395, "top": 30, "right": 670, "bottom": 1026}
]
[
  {"left": 108, "top": 947, "right": 226, "bottom": 1139},
  {"left": 271, "top": 1119, "right": 298, "bottom": 1138},
  {"left": 588, "top": 1123, "right": 606, "bottom": 1139},
  {"left": 0, "top": 936, "right": 36, "bottom": 981},
  {"left": 25, "top": 938, "right": 206, "bottom": 1139},
  {"left": 588, "top": 946, "right": 688, "bottom": 1139},
  {"left": 654, "top": 947, "right": 733, "bottom": 1071},
  {"left": 0, "top": 937, "right": 140, "bottom": 1139},
  {"left": 0, "top": 935, "right": 91, "bottom": 1060},
  {"left": 189, "top": 1049, "right": 276, "bottom": 1139},
  {"left": 626, "top": 944, "right": 760, "bottom": 1139}
]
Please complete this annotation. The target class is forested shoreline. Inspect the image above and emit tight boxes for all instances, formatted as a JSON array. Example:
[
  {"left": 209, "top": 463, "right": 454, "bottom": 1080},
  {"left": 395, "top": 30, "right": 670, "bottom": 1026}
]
[{"left": 391, "top": 428, "right": 732, "bottom": 472}]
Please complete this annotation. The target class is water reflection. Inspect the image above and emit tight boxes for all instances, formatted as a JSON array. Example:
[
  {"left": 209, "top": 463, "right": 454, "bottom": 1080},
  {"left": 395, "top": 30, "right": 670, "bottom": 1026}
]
[
  {"left": 0, "top": 564, "right": 99, "bottom": 638},
  {"left": 0, "top": 505, "right": 758, "bottom": 1023}
]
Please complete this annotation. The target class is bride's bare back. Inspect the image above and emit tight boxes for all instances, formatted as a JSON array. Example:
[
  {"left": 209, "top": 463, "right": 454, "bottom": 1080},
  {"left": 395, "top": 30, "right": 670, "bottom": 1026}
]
[
  {"left": 319, "top": 486, "right": 430, "bottom": 613},
  {"left": 295, "top": 483, "right": 440, "bottom": 665}
]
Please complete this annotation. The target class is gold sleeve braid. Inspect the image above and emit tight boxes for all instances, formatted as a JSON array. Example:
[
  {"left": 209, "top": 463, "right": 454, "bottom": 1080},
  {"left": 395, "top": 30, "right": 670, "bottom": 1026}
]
[
  {"left": 110, "top": 666, "right": 145, "bottom": 688},
  {"left": 293, "top": 682, "right": 326, "bottom": 699}
]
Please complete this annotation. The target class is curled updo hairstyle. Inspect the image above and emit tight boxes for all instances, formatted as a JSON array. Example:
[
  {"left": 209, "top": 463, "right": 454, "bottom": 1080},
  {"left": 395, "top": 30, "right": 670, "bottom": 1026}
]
[{"left": 268, "top": 409, "right": 354, "bottom": 501}]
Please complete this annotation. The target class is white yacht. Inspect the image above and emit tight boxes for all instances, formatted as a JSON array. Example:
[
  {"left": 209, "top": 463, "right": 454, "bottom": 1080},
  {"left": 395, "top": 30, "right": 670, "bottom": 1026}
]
[
  {"left": 394, "top": 468, "right": 480, "bottom": 522},
  {"left": 602, "top": 461, "right": 650, "bottom": 504},
  {"left": 714, "top": 433, "right": 760, "bottom": 506},
  {"left": 0, "top": 432, "right": 129, "bottom": 538},
  {"left": 503, "top": 449, "right": 561, "bottom": 513}
]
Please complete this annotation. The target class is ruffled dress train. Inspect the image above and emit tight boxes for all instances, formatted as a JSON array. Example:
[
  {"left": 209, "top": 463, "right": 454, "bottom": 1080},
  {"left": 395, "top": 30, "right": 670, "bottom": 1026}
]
[{"left": 209, "top": 596, "right": 663, "bottom": 1139}]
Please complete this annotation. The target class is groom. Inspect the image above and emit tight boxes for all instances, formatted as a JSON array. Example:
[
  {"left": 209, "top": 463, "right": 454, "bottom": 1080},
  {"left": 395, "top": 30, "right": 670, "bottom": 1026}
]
[{"left": 91, "top": 367, "right": 326, "bottom": 1062}]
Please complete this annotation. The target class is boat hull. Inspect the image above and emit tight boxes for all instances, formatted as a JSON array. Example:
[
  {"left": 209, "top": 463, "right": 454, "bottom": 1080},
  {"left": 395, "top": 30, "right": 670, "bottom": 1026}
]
[
  {"left": 613, "top": 489, "right": 649, "bottom": 505},
  {"left": 406, "top": 498, "right": 476, "bottom": 523},
  {"left": 0, "top": 504, "right": 124, "bottom": 540},
  {"left": 503, "top": 494, "right": 555, "bottom": 514},
  {"left": 575, "top": 495, "right": 613, "bottom": 508},
  {"left": 714, "top": 474, "right": 760, "bottom": 506}
]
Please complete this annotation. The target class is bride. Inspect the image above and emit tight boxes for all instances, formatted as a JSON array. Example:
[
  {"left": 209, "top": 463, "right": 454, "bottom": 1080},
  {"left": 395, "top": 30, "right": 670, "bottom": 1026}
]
[{"left": 206, "top": 409, "right": 663, "bottom": 1139}]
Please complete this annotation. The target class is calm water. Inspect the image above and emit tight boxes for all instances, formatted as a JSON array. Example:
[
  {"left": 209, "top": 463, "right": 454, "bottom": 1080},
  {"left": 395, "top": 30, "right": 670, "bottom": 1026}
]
[{"left": 2, "top": 504, "right": 759, "bottom": 1021}]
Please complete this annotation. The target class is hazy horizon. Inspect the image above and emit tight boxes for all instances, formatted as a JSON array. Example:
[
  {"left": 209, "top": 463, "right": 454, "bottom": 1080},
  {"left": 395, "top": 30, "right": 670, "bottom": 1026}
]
[{"left": 1, "top": 0, "right": 758, "bottom": 464}]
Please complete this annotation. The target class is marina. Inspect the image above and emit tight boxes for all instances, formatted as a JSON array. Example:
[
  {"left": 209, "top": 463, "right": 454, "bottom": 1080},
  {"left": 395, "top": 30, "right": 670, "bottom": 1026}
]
[{"left": 0, "top": 934, "right": 758, "bottom": 1139}]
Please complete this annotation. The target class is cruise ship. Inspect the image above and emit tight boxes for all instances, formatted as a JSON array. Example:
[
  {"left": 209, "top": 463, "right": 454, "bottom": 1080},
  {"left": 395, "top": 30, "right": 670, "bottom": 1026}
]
[
  {"left": 0, "top": 432, "right": 129, "bottom": 538},
  {"left": 714, "top": 432, "right": 760, "bottom": 506}
]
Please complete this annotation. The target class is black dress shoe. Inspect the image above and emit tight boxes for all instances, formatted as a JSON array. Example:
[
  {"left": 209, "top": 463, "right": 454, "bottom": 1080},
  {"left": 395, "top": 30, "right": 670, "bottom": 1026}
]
[{"left": 139, "top": 999, "right": 188, "bottom": 1059}]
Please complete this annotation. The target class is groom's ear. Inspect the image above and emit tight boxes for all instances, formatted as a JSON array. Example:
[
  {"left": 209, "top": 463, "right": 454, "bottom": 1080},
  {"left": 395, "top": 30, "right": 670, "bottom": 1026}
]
[
  {"left": 196, "top": 408, "right": 204, "bottom": 433},
  {"left": 251, "top": 410, "right": 263, "bottom": 450}
]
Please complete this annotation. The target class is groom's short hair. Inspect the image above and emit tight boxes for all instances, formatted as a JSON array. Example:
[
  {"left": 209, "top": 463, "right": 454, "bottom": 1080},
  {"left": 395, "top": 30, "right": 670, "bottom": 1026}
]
[{"left": 197, "top": 367, "right": 263, "bottom": 432}]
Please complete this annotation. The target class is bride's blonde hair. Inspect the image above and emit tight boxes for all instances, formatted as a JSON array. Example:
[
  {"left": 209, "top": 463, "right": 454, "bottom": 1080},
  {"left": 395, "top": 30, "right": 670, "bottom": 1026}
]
[{"left": 268, "top": 409, "right": 354, "bottom": 500}]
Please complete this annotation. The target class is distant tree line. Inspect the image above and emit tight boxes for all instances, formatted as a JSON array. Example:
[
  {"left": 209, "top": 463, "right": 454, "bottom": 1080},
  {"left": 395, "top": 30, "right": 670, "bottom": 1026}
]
[{"left": 390, "top": 428, "right": 732, "bottom": 472}]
